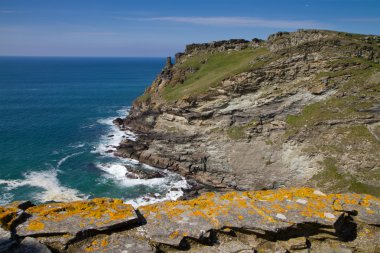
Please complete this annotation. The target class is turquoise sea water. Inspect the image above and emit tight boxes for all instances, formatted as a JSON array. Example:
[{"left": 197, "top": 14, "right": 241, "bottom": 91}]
[{"left": 0, "top": 57, "right": 187, "bottom": 206}]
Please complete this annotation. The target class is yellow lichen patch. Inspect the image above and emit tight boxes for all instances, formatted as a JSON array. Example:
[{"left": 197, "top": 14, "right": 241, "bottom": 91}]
[
  {"left": 27, "top": 220, "right": 45, "bottom": 231},
  {"left": 139, "top": 187, "right": 380, "bottom": 234},
  {"left": 83, "top": 237, "right": 109, "bottom": 252},
  {"left": 169, "top": 230, "right": 180, "bottom": 239},
  {"left": 100, "top": 238, "right": 108, "bottom": 247},
  {"left": 23, "top": 198, "right": 135, "bottom": 231},
  {"left": 0, "top": 201, "right": 28, "bottom": 229}
]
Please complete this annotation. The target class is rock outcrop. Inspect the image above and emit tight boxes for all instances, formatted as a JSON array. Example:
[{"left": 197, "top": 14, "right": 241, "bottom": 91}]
[
  {"left": 1, "top": 188, "right": 380, "bottom": 252},
  {"left": 116, "top": 29, "right": 380, "bottom": 196}
]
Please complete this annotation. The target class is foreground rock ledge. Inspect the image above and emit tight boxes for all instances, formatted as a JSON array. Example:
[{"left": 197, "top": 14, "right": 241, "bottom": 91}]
[{"left": 1, "top": 188, "right": 380, "bottom": 252}]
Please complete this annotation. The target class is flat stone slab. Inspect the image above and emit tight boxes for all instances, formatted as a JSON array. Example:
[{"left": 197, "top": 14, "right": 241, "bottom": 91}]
[
  {"left": 17, "top": 198, "right": 139, "bottom": 237},
  {"left": 139, "top": 188, "right": 380, "bottom": 246},
  {"left": 69, "top": 231, "right": 154, "bottom": 253}
]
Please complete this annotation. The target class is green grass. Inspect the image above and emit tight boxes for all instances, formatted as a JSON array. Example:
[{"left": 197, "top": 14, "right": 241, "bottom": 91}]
[
  {"left": 311, "top": 158, "right": 380, "bottom": 196},
  {"left": 226, "top": 119, "right": 260, "bottom": 140},
  {"left": 162, "top": 47, "right": 269, "bottom": 100},
  {"left": 137, "top": 92, "right": 151, "bottom": 103},
  {"left": 286, "top": 61, "right": 379, "bottom": 130},
  {"left": 286, "top": 96, "right": 372, "bottom": 128},
  {"left": 227, "top": 126, "right": 246, "bottom": 140}
]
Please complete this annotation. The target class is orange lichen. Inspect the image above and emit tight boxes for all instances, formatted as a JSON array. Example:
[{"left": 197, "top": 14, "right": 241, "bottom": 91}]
[
  {"left": 100, "top": 239, "right": 108, "bottom": 247},
  {"left": 27, "top": 220, "right": 45, "bottom": 231},
  {"left": 4, "top": 187, "right": 377, "bottom": 240},
  {"left": 84, "top": 238, "right": 109, "bottom": 252},
  {"left": 22, "top": 198, "right": 135, "bottom": 231},
  {"left": 0, "top": 202, "right": 24, "bottom": 229},
  {"left": 169, "top": 230, "right": 180, "bottom": 239}
]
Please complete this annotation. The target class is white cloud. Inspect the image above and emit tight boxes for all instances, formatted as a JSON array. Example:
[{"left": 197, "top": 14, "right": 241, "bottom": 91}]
[
  {"left": 124, "top": 16, "right": 326, "bottom": 29},
  {"left": 0, "top": 9, "right": 26, "bottom": 14},
  {"left": 340, "top": 18, "right": 380, "bottom": 23}
]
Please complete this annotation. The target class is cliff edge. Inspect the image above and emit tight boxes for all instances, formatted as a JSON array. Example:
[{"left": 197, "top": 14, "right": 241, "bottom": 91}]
[
  {"left": 1, "top": 188, "right": 380, "bottom": 252},
  {"left": 116, "top": 29, "right": 380, "bottom": 196}
]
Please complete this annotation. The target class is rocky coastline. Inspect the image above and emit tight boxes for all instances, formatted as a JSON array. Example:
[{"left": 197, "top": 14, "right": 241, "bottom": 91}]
[
  {"left": 115, "top": 29, "right": 380, "bottom": 197},
  {"left": 2, "top": 29, "right": 380, "bottom": 252},
  {"left": 1, "top": 188, "right": 380, "bottom": 252}
]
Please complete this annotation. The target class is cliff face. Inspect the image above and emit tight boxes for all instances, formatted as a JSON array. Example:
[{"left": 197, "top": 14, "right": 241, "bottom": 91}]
[
  {"left": 116, "top": 29, "right": 380, "bottom": 196},
  {"left": 1, "top": 188, "right": 380, "bottom": 252}
]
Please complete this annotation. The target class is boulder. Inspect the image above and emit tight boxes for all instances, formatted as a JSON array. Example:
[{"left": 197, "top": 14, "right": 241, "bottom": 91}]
[{"left": 112, "top": 118, "right": 124, "bottom": 127}]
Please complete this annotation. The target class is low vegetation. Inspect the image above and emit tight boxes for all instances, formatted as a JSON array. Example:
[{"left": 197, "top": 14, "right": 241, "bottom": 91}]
[{"left": 162, "top": 47, "right": 269, "bottom": 100}]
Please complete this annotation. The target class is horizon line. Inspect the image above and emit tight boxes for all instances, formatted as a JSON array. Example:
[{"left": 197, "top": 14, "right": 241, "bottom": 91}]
[{"left": 0, "top": 55, "right": 169, "bottom": 58}]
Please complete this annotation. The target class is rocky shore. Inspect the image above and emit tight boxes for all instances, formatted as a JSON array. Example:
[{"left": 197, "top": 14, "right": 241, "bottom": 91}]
[
  {"left": 115, "top": 29, "right": 380, "bottom": 196},
  {"left": 1, "top": 188, "right": 380, "bottom": 252}
]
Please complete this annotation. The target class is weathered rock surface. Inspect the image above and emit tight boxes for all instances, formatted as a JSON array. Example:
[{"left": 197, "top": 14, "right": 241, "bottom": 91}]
[
  {"left": 0, "top": 226, "right": 16, "bottom": 253},
  {"left": 12, "top": 237, "right": 51, "bottom": 253},
  {"left": 116, "top": 29, "right": 380, "bottom": 197},
  {"left": 1, "top": 188, "right": 380, "bottom": 252},
  {"left": 16, "top": 198, "right": 138, "bottom": 237}
]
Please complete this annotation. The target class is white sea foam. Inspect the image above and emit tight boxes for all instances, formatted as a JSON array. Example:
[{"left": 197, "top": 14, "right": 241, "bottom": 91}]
[
  {"left": 93, "top": 106, "right": 137, "bottom": 155},
  {"left": 93, "top": 106, "right": 189, "bottom": 207},
  {"left": 57, "top": 152, "right": 84, "bottom": 169},
  {"left": 96, "top": 160, "right": 189, "bottom": 207},
  {"left": 0, "top": 192, "right": 14, "bottom": 205},
  {"left": 125, "top": 176, "right": 189, "bottom": 207},
  {"left": 0, "top": 170, "right": 85, "bottom": 203},
  {"left": 69, "top": 142, "right": 86, "bottom": 149},
  {"left": 96, "top": 163, "right": 167, "bottom": 187}
]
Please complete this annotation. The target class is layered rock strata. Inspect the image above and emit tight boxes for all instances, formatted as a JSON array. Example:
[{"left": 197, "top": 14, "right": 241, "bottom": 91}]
[{"left": 116, "top": 29, "right": 380, "bottom": 196}]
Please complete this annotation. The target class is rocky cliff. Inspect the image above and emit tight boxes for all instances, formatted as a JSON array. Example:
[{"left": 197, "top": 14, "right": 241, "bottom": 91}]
[
  {"left": 1, "top": 188, "right": 380, "bottom": 252},
  {"left": 116, "top": 29, "right": 380, "bottom": 196}
]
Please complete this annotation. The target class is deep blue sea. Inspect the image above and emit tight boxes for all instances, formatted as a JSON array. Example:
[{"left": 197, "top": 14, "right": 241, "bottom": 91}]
[{"left": 0, "top": 57, "right": 187, "bottom": 206}]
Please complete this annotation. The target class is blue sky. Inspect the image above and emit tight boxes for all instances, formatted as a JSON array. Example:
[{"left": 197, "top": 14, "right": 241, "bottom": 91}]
[{"left": 0, "top": 0, "right": 379, "bottom": 57}]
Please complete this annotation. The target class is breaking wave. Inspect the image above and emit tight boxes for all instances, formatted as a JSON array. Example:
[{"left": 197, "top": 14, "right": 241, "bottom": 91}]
[{"left": 0, "top": 169, "right": 86, "bottom": 203}]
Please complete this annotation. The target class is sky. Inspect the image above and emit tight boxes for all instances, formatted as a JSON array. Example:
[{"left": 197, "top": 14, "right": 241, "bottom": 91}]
[{"left": 0, "top": 0, "right": 379, "bottom": 57}]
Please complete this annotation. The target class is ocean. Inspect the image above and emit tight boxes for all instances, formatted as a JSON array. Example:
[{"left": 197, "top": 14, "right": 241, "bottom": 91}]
[{"left": 0, "top": 57, "right": 187, "bottom": 206}]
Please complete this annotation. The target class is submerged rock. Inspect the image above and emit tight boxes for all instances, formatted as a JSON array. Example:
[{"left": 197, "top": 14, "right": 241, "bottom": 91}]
[{"left": 125, "top": 165, "right": 166, "bottom": 179}]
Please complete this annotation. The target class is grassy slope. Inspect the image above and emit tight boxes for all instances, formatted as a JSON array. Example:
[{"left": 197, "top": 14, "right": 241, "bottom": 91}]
[{"left": 162, "top": 47, "right": 269, "bottom": 100}]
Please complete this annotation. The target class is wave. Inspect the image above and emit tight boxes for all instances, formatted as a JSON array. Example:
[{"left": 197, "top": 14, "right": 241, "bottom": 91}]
[
  {"left": 93, "top": 107, "right": 137, "bottom": 155},
  {"left": 93, "top": 105, "right": 189, "bottom": 207},
  {"left": 0, "top": 170, "right": 85, "bottom": 203},
  {"left": 124, "top": 177, "right": 189, "bottom": 207},
  {"left": 57, "top": 152, "right": 84, "bottom": 169},
  {"left": 96, "top": 162, "right": 167, "bottom": 187},
  {"left": 96, "top": 160, "right": 189, "bottom": 207},
  {"left": 68, "top": 142, "right": 86, "bottom": 149},
  {"left": 0, "top": 192, "right": 14, "bottom": 206}
]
